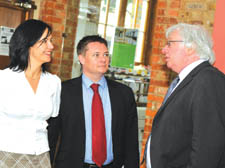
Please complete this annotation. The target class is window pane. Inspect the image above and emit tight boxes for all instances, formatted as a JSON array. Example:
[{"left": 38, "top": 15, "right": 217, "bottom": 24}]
[
  {"left": 107, "top": 0, "right": 118, "bottom": 26},
  {"left": 124, "top": 0, "right": 148, "bottom": 63},
  {"left": 99, "top": 0, "right": 107, "bottom": 24},
  {"left": 105, "top": 25, "right": 116, "bottom": 52},
  {"left": 138, "top": 0, "right": 148, "bottom": 31},
  {"left": 135, "top": 31, "right": 144, "bottom": 62},
  {"left": 97, "top": 23, "right": 105, "bottom": 36},
  {"left": 125, "top": 0, "right": 136, "bottom": 28}
]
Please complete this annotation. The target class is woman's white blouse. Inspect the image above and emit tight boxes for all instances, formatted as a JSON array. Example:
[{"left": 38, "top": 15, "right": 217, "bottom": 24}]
[{"left": 0, "top": 68, "right": 61, "bottom": 155}]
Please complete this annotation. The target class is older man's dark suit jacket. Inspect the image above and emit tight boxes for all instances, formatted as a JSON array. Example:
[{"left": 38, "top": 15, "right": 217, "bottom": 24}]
[
  {"left": 150, "top": 62, "right": 225, "bottom": 168},
  {"left": 48, "top": 76, "right": 139, "bottom": 168}
]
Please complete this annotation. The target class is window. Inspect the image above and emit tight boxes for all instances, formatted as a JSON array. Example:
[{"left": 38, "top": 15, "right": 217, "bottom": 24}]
[{"left": 72, "top": 0, "right": 149, "bottom": 77}]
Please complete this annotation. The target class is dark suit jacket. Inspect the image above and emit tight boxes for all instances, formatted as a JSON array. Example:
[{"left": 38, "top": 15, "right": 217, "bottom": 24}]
[
  {"left": 48, "top": 76, "right": 140, "bottom": 168},
  {"left": 150, "top": 62, "right": 225, "bottom": 168}
]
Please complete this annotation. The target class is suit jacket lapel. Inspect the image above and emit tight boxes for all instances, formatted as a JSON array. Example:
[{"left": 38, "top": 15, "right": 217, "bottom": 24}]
[
  {"left": 106, "top": 79, "right": 118, "bottom": 136},
  {"left": 70, "top": 76, "right": 86, "bottom": 153},
  {"left": 154, "top": 62, "right": 210, "bottom": 121},
  {"left": 70, "top": 76, "right": 84, "bottom": 117}
]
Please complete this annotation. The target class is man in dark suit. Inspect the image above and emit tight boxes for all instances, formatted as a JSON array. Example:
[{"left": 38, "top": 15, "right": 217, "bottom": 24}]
[
  {"left": 48, "top": 35, "right": 139, "bottom": 168},
  {"left": 145, "top": 23, "right": 225, "bottom": 168}
]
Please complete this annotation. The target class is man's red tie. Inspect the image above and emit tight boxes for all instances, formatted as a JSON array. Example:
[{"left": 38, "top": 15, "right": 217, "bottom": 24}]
[{"left": 91, "top": 84, "right": 107, "bottom": 167}]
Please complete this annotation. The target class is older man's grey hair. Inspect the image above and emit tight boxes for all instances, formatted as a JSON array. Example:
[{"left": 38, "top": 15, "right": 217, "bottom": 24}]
[{"left": 165, "top": 23, "right": 215, "bottom": 64}]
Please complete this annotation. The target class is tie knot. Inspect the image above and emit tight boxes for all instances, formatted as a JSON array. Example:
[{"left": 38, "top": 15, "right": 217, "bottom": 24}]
[
  {"left": 91, "top": 83, "right": 99, "bottom": 92},
  {"left": 162, "top": 76, "right": 180, "bottom": 104},
  {"left": 170, "top": 76, "right": 180, "bottom": 90},
  {"left": 174, "top": 76, "right": 180, "bottom": 85},
  {"left": 170, "top": 76, "right": 180, "bottom": 89}
]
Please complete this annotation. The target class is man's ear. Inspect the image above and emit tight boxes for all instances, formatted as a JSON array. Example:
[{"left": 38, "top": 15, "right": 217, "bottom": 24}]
[
  {"left": 78, "top": 54, "right": 85, "bottom": 65},
  {"left": 185, "top": 43, "right": 196, "bottom": 56},
  {"left": 185, "top": 44, "right": 199, "bottom": 61},
  {"left": 187, "top": 47, "right": 195, "bottom": 55}
]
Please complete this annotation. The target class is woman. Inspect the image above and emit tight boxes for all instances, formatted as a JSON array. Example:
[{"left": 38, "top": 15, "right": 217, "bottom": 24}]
[{"left": 0, "top": 19, "right": 61, "bottom": 167}]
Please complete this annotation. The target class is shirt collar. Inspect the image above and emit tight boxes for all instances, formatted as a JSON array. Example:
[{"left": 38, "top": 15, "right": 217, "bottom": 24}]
[
  {"left": 82, "top": 74, "right": 107, "bottom": 89},
  {"left": 178, "top": 59, "right": 206, "bottom": 82}
]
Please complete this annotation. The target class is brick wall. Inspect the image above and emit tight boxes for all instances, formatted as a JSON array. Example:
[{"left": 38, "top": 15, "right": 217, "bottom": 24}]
[
  {"left": 59, "top": 0, "right": 80, "bottom": 81},
  {"left": 140, "top": 0, "right": 216, "bottom": 167},
  {"left": 38, "top": 0, "right": 79, "bottom": 81}
]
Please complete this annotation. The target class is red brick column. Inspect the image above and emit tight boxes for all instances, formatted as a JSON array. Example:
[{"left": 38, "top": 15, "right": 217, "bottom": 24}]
[
  {"left": 140, "top": 0, "right": 180, "bottom": 167},
  {"left": 38, "top": 0, "right": 79, "bottom": 80},
  {"left": 59, "top": 0, "right": 80, "bottom": 81},
  {"left": 39, "top": 0, "right": 67, "bottom": 76}
]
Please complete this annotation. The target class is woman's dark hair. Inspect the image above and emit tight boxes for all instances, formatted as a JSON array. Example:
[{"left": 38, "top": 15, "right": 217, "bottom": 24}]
[
  {"left": 9, "top": 19, "right": 52, "bottom": 72},
  {"left": 77, "top": 35, "right": 108, "bottom": 55}
]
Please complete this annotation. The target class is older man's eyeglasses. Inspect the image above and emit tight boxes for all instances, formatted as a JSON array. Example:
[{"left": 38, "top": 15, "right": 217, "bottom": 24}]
[{"left": 166, "top": 40, "right": 184, "bottom": 47}]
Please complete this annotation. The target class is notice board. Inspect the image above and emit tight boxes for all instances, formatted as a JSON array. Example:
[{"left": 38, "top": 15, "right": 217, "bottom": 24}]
[{"left": 111, "top": 27, "right": 138, "bottom": 69}]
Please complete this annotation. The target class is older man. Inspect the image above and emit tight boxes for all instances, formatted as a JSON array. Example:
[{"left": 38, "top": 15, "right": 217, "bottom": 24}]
[{"left": 145, "top": 23, "right": 225, "bottom": 168}]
